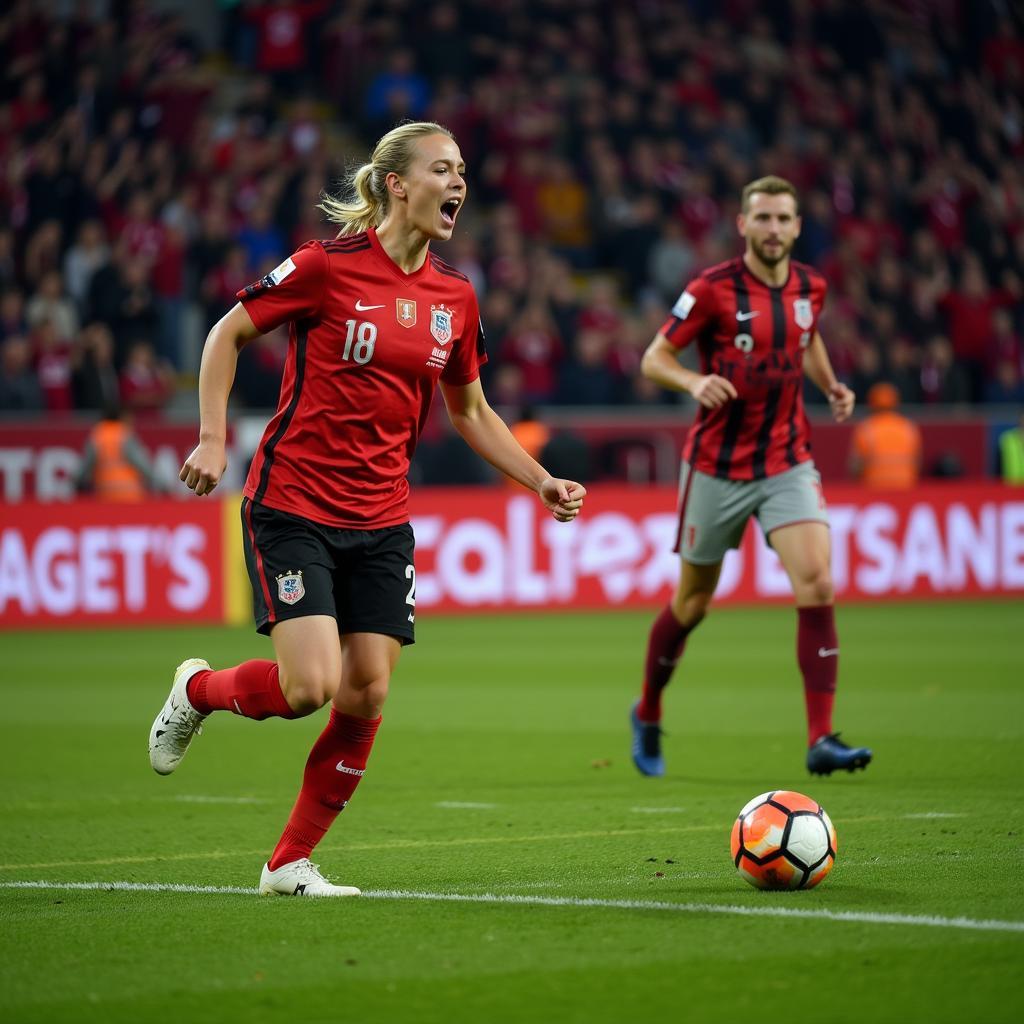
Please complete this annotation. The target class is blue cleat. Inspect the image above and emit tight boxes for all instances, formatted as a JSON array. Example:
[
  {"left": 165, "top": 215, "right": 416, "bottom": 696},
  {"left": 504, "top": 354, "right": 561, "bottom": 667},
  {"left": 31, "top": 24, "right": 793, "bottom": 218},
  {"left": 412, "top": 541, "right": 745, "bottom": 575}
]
[
  {"left": 630, "top": 702, "right": 665, "bottom": 777},
  {"left": 807, "top": 732, "right": 873, "bottom": 775}
]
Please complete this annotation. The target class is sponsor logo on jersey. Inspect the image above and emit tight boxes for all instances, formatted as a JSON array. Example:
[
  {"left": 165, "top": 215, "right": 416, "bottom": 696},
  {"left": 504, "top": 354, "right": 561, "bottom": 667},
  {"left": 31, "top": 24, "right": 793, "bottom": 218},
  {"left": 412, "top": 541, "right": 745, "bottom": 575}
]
[
  {"left": 793, "top": 298, "right": 814, "bottom": 329},
  {"left": 397, "top": 298, "right": 417, "bottom": 328},
  {"left": 276, "top": 570, "right": 305, "bottom": 605},
  {"left": 430, "top": 304, "right": 453, "bottom": 345},
  {"left": 426, "top": 345, "right": 450, "bottom": 370}
]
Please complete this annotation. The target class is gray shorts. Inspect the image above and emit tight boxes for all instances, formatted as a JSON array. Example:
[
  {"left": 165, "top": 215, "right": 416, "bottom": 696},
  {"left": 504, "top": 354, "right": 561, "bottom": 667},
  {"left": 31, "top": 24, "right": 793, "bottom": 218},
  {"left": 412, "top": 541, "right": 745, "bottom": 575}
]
[{"left": 674, "top": 460, "right": 829, "bottom": 564}]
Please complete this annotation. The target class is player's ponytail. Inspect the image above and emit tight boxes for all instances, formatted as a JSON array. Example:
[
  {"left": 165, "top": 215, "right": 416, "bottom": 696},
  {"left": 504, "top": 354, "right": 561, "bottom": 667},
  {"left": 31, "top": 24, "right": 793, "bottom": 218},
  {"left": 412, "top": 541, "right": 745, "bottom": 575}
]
[{"left": 318, "top": 121, "right": 455, "bottom": 237}]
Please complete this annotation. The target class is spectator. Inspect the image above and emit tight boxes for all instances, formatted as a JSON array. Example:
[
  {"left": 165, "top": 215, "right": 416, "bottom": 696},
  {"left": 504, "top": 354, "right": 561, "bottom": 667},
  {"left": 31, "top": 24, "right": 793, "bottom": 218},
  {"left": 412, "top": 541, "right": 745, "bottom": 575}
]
[
  {"left": 556, "top": 329, "right": 616, "bottom": 405},
  {"left": 498, "top": 304, "right": 564, "bottom": 403},
  {"left": 63, "top": 220, "right": 111, "bottom": 308},
  {"left": 33, "top": 318, "right": 76, "bottom": 413},
  {"left": 118, "top": 339, "right": 175, "bottom": 415},
  {"left": 235, "top": 199, "right": 285, "bottom": 274},
  {"left": 245, "top": 0, "right": 329, "bottom": 91},
  {"left": 0, "top": 335, "right": 44, "bottom": 412},
  {"left": 648, "top": 218, "right": 696, "bottom": 306},
  {"left": 72, "top": 322, "right": 120, "bottom": 411},
  {"left": 938, "top": 255, "right": 1018, "bottom": 401},
  {"left": 364, "top": 49, "right": 431, "bottom": 129},
  {"left": 26, "top": 270, "right": 79, "bottom": 341},
  {"left": 984, "top": 360, "right": 1024, "bottom": 405},
  {"left": 0, "top": 289, "right": 28, "bottom": 338},
  {"left": 849, "top": 382, "right": 922, "bottom": 489},
  {"left": 919, "top": 334, "right": 972, "bottom": 406}
]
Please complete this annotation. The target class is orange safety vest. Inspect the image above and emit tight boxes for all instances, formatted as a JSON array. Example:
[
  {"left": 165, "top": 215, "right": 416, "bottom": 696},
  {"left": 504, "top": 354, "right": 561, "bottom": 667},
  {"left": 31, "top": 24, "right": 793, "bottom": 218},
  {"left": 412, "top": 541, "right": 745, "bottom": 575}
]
[
  {"left": 851, "top": 412, "right": 921, "bottom": 490},
  {"left": 91, "top": 420, "right": 146, "bottom": 502}
]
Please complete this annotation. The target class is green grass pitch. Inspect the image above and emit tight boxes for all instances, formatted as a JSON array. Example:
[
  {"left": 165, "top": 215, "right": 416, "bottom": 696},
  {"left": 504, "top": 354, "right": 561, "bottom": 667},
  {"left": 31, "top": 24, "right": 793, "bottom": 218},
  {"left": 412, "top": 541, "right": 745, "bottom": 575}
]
[{"left": 1, "top": 601, "right": 1021, "bottom": 1023}]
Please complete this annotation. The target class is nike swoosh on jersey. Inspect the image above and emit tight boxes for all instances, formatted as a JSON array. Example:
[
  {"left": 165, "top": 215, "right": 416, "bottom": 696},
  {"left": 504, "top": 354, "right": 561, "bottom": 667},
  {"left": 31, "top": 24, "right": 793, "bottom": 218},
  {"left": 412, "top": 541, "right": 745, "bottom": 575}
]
[
  {"left": 355, "top": 300, "right": 385, "bottom": 311},
  {"left": 735, "top": 310, "right": 760, "bottom": 321}
]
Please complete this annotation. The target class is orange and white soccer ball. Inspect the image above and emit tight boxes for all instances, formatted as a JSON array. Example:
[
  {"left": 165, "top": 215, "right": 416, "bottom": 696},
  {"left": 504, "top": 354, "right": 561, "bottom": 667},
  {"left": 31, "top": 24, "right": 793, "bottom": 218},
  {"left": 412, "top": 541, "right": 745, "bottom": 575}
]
[{"left": 730, "top": 790, "right": 837, "bottom": 890}]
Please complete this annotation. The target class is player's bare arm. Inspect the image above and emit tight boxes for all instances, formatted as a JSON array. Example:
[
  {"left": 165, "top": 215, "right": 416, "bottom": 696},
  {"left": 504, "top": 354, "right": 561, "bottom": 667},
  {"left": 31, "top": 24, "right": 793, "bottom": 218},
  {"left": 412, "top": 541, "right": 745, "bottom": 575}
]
[
  {"left": 180, "top": 302, "right": 262, "bottom": 496},
  {"left": 641, "top": 333, "right": 738, "bottom": 409},
  {"left": 803, "top": 331, "right": 854, "bottom": 423},
  {"left": 440, "top": 378, "right": 586, "bottom": 522}
]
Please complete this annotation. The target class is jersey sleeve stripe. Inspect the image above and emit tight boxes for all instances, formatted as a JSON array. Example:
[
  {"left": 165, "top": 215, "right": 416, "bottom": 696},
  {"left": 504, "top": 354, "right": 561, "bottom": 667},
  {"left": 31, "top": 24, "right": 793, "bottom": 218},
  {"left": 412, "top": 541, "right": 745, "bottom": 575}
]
[
  {"left": 663, "top": 316, "right": 685, "bottom": 342},
  {"left": 253, "top": 322, "right": 309, "bottom": 504},
  {"left": 323, "top": 241, "right": 371, "bottom": 254},
  {"left": 323, "top": 232, "right": 369, "bottom": 247},
  {"left": 428, "top": 256, "right": 470, "bottom": 282}
]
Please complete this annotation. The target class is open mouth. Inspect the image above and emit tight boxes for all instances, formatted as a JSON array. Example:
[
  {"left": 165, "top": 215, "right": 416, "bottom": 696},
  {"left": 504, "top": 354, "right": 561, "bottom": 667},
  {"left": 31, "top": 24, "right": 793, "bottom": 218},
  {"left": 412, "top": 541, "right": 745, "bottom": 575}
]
[{"left": 440, "top": 198, "right": 461, "bottom": 227}]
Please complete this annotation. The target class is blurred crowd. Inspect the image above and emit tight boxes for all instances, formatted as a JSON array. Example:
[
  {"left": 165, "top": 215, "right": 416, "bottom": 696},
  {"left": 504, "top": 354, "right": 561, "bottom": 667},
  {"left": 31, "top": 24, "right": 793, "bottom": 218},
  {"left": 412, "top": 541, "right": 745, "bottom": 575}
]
[{"left": 1, "top": 0, "right": 1023, "bottom": 420}]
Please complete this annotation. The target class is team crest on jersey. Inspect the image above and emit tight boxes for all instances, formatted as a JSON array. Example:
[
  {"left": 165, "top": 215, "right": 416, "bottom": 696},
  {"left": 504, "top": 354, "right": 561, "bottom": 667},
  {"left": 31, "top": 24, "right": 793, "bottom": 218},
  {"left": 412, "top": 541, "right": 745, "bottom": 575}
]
[
  {"left": 793, "top": 298, "right": 814, "bottom": 330},
  {"left": 396, "top": 298, "right": 417, "bottom": 328},
  {"left": 276, "top": 570, "right": 305, "bottom": 605},
  {"left": 430, "top": 304, "right": 454, "bottom": 345}
]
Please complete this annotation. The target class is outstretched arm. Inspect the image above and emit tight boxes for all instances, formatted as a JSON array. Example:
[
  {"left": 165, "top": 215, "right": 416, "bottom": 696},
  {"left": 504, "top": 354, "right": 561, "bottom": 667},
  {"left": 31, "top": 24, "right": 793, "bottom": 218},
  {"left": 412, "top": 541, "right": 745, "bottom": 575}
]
[
  {"left": 440, "top": 378, "right": 586, "bottom": 522},
  {"left": 179, "top": 302, "right": 262, "bottom": 495},
  {"left": 804, "top": 331, "right": 854, "bottom": 423}
]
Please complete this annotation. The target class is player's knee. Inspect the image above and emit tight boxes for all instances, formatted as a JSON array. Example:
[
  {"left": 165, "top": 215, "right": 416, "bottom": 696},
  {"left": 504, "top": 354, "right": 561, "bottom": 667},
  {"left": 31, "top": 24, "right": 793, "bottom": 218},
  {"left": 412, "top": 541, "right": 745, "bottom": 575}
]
[
  {"left": 800, "top": 570, "right": 834, "bottom": 607},
  {"left": 279, "top": 667, "right": 338, "bottom": 716},
  {"left": 340, "top": 675, "right": 390, "bottom": 717},
  {"left": 673, "top": 591, "right": 712, "bottom": 628}
]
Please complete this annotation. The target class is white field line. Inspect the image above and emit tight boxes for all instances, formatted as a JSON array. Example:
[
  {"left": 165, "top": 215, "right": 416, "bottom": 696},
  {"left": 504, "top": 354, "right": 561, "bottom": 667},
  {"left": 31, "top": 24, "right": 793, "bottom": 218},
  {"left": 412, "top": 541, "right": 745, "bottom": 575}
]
[
  {"left": 631, "top": 807, "right": 687, "bottom": 814},
  {"left": 3, "top": 880, "right": 1023, "bottom": 934},
  {"left": 435, "top": 801, "right": 497, "bottom": 809},
  {"left": 902, "top": 813, "right": 966, "bottom": 819},
  {"left": 172, "top": 796, "right": 268, "bottom": 805}
]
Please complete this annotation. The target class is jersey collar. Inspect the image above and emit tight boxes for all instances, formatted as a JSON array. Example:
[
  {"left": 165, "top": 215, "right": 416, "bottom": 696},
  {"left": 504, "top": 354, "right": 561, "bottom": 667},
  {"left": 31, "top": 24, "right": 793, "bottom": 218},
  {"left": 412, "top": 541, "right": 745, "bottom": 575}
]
[
  {"left": 741, "top": 254, "right": 792, "bottom": 291},
  {"left": 367, "top": 227, "right": 433, "bottom": 282}
]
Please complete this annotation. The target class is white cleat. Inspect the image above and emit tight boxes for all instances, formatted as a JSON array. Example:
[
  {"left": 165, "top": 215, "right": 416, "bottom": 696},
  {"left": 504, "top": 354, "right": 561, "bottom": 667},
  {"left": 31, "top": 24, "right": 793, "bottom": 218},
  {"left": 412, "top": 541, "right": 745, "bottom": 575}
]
[
  {"left": 148, "top": 658, "right": 210, "bottom": 776},
  {"left": 259, "top": 859, "right": 361, "bottom": 898}
]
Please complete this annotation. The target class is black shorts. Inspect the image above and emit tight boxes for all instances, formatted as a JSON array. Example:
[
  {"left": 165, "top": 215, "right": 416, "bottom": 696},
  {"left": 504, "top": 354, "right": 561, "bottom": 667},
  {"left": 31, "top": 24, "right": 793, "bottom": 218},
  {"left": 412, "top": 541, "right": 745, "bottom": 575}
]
[{"left": 240, "top": 498, "right": 416, "bottom": 644}]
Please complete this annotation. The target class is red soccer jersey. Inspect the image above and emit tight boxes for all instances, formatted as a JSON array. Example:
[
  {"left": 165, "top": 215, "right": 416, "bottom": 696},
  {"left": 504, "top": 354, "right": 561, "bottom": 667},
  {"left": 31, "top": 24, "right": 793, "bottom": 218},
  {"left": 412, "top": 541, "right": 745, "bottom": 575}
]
[
  {"left": 238, "top": 228, "right": 487, "bottom": 528},
  {"left": 660, "top": 257, "right": 828, "bottom": 481}
]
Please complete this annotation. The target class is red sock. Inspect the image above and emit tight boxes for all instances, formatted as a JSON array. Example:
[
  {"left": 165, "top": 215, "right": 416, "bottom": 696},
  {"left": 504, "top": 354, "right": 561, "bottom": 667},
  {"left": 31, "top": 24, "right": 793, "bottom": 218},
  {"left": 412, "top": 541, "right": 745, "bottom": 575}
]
[
  {"left": 637, "top": 605, "right": 692, "bottom": 722},
  {"left": 268, "top": 709, "right": 381, "bottom": 870},
  {"left": 797, "top": 605, "right": 838, "bottom": 745},
  {"left": 186, "top": 660, "right": 298, "bottom": 721}
]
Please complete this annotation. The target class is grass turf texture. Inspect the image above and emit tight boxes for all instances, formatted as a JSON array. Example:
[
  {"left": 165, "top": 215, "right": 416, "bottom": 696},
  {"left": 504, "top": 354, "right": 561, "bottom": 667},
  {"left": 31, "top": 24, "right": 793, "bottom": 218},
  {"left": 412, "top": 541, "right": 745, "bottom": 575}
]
[{"left": 1, "top": 601, "right": 1021, "bottom": 1024}]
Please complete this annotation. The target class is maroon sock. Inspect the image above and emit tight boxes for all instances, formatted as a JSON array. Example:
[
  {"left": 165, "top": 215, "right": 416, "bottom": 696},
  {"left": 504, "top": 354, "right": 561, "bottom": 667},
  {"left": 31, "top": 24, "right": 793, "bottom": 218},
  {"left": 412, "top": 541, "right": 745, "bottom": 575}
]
[
  {"left": 186, "top": 660, "right": 298, "bottom": 721},
  {"left": 797, "top": 605, "right": 838, "bottom": 745},
  {"left": 637, "top": 605, "right": 692, "bottom": 722},
  {"left": 268, "top": 709, "right": 382, "bottom": 870}
]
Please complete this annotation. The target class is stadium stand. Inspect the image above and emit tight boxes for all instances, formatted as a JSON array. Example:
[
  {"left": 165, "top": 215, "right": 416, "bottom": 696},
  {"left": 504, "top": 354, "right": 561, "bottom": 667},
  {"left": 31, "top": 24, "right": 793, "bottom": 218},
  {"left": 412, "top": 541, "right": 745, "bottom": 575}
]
[{"left": 0, "top": 1, "right": 1021, "bottom": 447}]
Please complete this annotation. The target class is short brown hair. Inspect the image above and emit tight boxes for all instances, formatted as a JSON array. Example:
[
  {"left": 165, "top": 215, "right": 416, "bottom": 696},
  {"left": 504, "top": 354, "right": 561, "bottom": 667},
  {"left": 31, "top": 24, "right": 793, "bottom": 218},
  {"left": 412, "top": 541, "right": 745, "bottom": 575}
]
[{"left": 741, "top": 175, "right": 799, "bottom": 213}]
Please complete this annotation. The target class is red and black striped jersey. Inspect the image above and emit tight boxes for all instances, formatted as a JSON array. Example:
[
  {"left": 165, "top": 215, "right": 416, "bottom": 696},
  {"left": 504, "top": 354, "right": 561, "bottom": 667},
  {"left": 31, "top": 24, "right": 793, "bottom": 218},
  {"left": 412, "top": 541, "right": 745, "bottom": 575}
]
[
  {"left": 661, "top": 256, "right": 827, "bottom": 481},
  {"left": 238, "top": 228, "right": 487, "bottom": 528}
]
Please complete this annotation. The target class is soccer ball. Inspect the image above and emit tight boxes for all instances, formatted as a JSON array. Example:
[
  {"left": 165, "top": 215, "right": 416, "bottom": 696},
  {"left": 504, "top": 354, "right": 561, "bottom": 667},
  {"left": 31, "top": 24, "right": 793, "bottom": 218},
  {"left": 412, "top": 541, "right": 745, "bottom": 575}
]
[{"left": 730, "top": 790, "right": 837, "bottom": 891}]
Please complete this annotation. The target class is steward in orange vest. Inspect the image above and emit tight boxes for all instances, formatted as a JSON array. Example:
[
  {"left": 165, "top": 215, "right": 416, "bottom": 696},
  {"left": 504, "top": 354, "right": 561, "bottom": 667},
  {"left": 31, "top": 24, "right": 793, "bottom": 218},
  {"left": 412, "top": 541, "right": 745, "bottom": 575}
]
[
  {"left": 849, "top": 383, "right": 922, "bottom": 490},
  {"left": 77, "top": 407, "right": 159, "bottom": 501}
]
